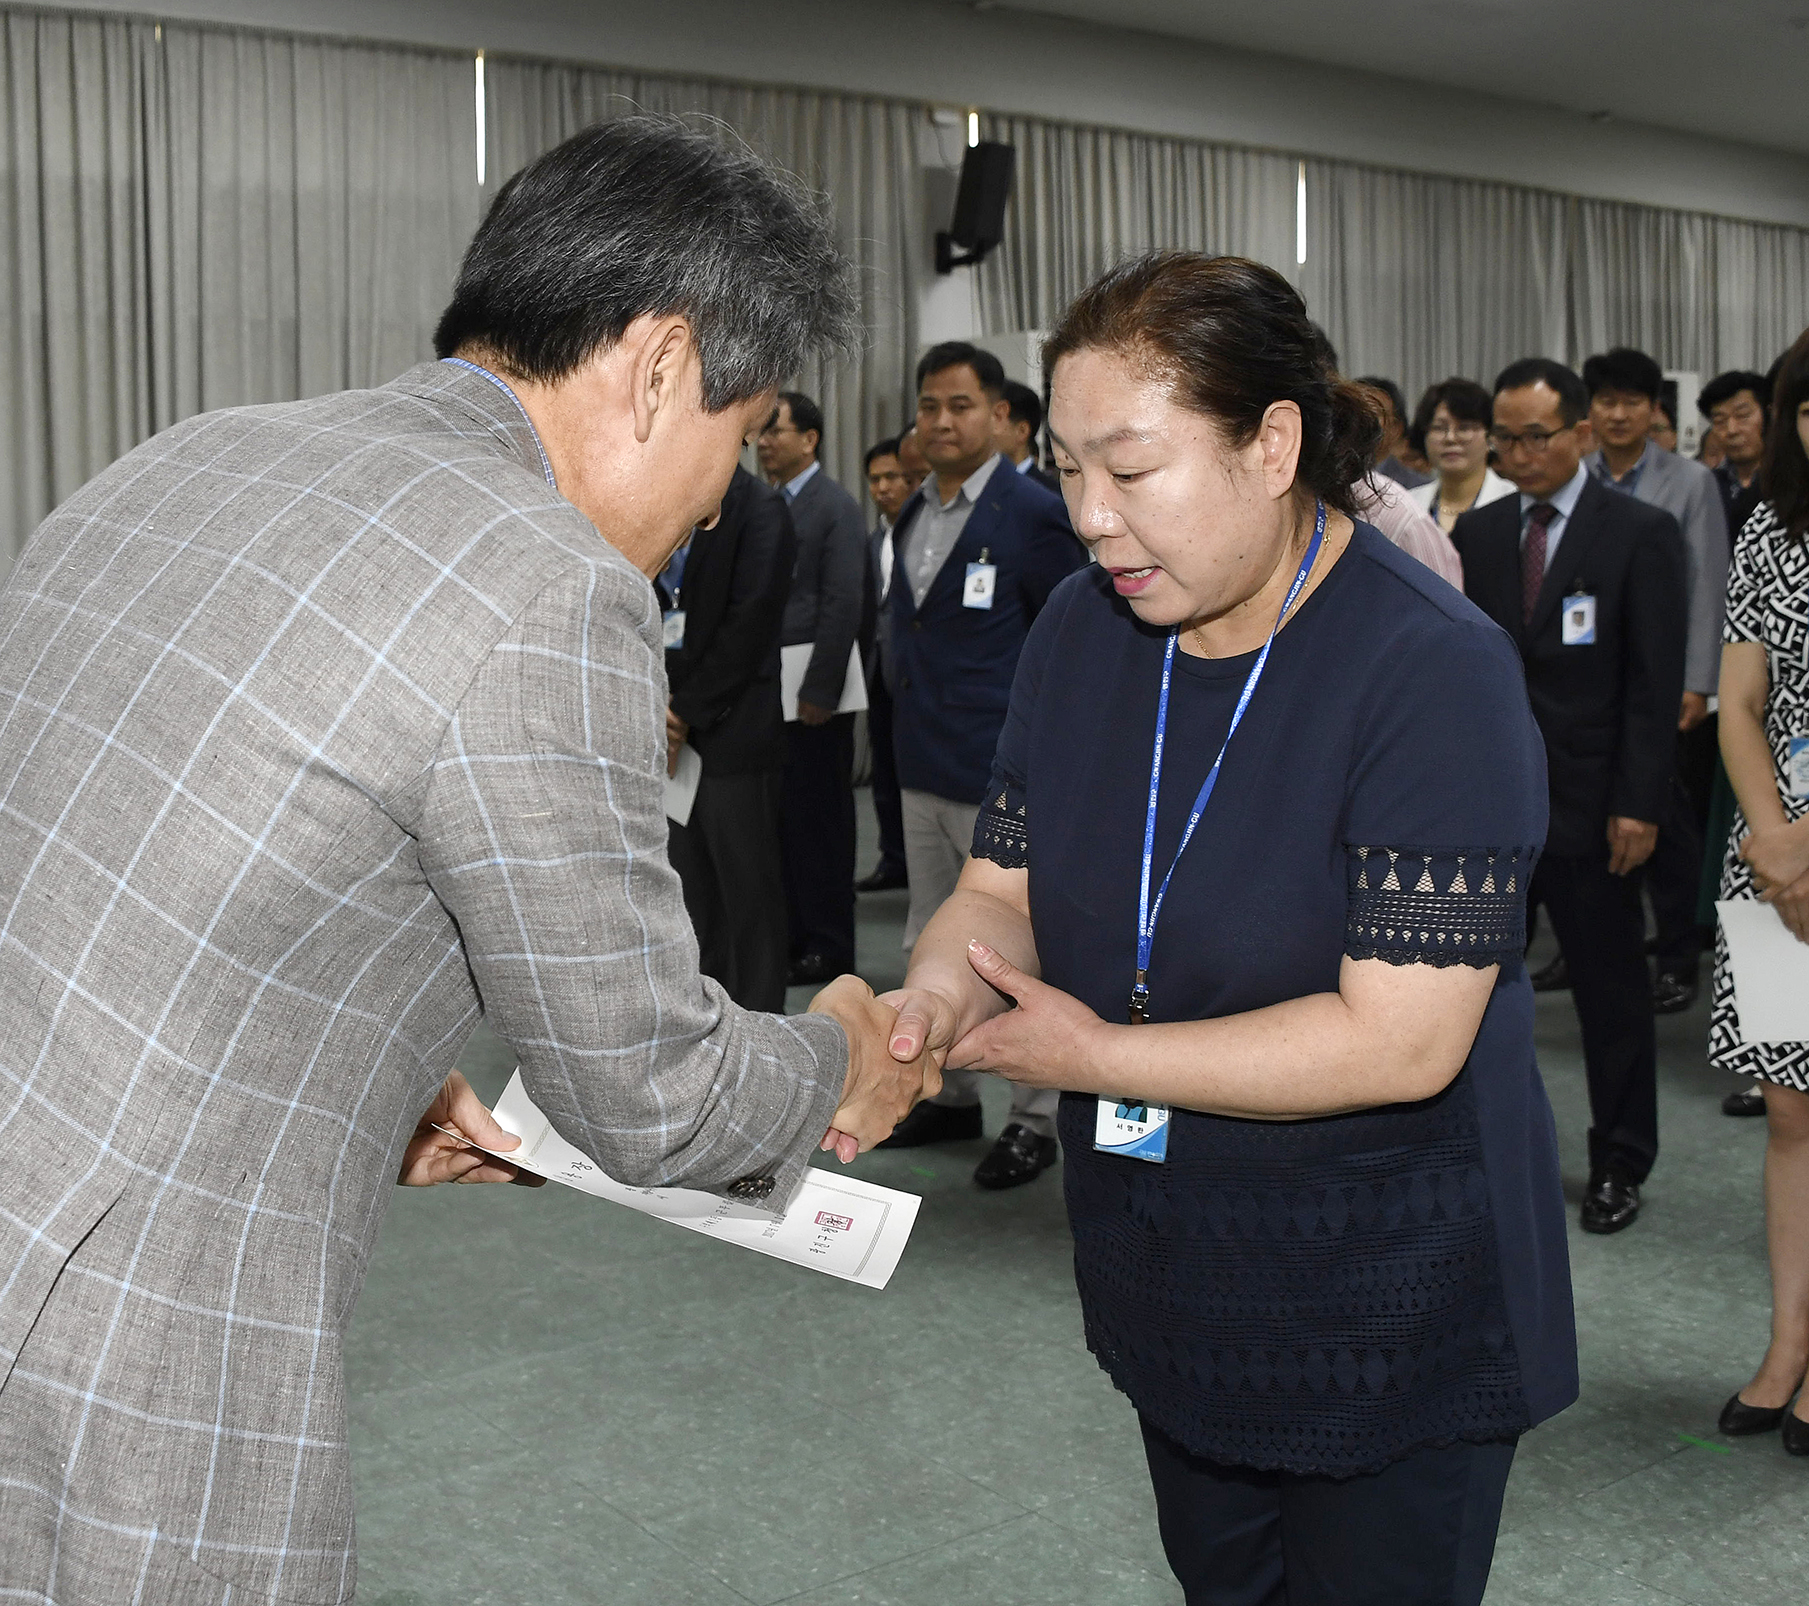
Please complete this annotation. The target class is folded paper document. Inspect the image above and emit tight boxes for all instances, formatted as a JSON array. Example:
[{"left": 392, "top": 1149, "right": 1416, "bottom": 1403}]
[{"left": 483, "top": 1070, "right": 921, "bottom": 1289}]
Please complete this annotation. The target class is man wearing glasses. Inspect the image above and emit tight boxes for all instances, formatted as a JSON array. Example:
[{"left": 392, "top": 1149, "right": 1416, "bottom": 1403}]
[{"left": 1453, "top": 358, "right": 1688, "bottom": 1236}]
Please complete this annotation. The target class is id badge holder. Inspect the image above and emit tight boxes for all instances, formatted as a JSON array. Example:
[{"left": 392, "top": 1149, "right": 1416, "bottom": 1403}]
[
  {"left": 1789, "top": 737, "right": 1809, "bottom": 800},
  {"left": 1094, "top": 1098, "right": 1170, "bottom": 1162},
  {"left": 662, "top": 609, "right": 686, "bottom": 650},
  {"left": 1560, "top": 594, "right": 1596, "bottom": 646},
  {"left": 962, "top": 561, "right": 997, "bottom": 610}
]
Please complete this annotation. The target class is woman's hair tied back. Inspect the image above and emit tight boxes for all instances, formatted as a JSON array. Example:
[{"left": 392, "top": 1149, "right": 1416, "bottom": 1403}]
[{"left": 1042, "top": 251, "right": 1380, "bottom": 517}]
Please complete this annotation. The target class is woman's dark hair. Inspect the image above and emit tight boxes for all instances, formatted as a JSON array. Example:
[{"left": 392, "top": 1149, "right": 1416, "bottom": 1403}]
[
  {"left": 1762, "top": 328, "right": 1809, "bottom": 542},
  {"left": 1422, "top": 377, "right": 1494, "bottom": 431},
  {"left": 1041, "top": 253, "right": 1380, "bottom": 518},
  {"left": 434, "top": 116, "right": 859, "bottom": 409}
]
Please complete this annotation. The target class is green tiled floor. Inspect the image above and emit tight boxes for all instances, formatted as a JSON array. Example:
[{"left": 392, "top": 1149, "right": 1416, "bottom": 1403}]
[{"left": 347, "top": 809, "right": 1802, "bottom": 1604}]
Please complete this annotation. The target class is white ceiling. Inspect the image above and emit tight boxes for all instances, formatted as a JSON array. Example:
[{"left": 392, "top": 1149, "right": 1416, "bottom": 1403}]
[{"left": 996, "top": 0, "right": 1809, "bottom": 155}]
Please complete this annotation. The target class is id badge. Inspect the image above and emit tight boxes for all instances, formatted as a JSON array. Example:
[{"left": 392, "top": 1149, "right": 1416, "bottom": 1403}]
[
  {"left": 1560, "top": 594, "right": 1596, "bottom": 646},
  {"left": 962, "top": 562, "right": 997, "bottom": 610},
  {"left": 1094, "top": 1097, "right": 1170, "bottom": 1162},
  {"left": 1789, "top": 737, "right": 1809, "bottom": 800},
  {"left": 662, "top": 609, "right": 686, "bottom": 650}
]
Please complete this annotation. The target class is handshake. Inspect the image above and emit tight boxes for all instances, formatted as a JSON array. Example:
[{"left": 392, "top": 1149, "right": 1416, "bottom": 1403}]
[{"left": 806, "top": 973, "right": 955, "bottom": 1165}]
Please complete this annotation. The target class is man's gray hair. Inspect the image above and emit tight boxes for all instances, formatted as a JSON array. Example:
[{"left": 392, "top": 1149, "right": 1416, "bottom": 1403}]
[{"left": 434, "top": 116, "right": 860, "bottom": 409}]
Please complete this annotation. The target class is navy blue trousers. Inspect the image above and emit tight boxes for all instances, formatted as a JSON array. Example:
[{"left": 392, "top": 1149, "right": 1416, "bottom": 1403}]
[{"left": 1140, "top": 1418, "right": 1516, "bottom": 1606}]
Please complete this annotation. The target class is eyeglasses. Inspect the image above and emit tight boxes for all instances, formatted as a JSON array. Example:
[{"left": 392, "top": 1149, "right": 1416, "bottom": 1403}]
[
  {"left": 1426, "top": 421, "right": 1485, "bottom": 439},
  {"left": 1487, "top": 424, "right": 1577, "bottom": 453}
]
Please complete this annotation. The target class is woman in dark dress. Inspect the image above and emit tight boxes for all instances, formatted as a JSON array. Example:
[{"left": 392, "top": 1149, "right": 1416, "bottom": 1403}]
[{"left": 880, "top": 256, "right": 1577, "bottom": 1604}]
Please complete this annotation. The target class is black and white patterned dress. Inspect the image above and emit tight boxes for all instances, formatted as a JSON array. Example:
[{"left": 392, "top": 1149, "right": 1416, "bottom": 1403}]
[{"left": 1709, "top": 500, "right": 1809, "bottom": 1090}]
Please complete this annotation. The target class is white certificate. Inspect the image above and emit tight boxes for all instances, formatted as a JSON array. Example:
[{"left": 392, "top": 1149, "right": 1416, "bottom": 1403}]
[
  {"left": 664, "top": 742, "right": 702, "bottom": 827},
  {"left": 780, "top": 641, "right": 868, "bottom": 721},
  {"left": 1717, "top": 899, "right": 1809, "bottom": 1043},
  {"left": 482, "top": 1071, "right": 921, "bottom": 1290}
]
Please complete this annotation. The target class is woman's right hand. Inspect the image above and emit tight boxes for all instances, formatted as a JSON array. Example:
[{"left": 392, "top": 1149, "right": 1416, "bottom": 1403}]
[
  {"left": 1740, "top": 818, "right": 1809, "bottom": 898},
  {"left": 1764, "top": 866, "right": 1809, "bottom": 943}
]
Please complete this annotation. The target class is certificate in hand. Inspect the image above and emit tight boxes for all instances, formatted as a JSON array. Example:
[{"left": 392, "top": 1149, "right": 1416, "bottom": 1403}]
[{"left": 480, "top": 1070, "right": 921, "bottom": 1289}]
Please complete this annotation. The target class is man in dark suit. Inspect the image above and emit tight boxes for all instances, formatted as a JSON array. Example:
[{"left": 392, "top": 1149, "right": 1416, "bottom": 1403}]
[
  {"left": 661, "top": 465, "right": 797, "bottom": 1011},
  {"left": 997, "top": 379, "right": 1061, "bottom": 494},
  {"left": 856, "top": 436, "right": 912, "bottom": 893},
  {"left": 1454, "top": 357, "right": 1688, "bottom": 1235},
  {"left": 757, "top": 392, "right": 869, "bottom": 985},
  {"left": 876, "top": 342, "right": 1086, "bottom": 1188}
]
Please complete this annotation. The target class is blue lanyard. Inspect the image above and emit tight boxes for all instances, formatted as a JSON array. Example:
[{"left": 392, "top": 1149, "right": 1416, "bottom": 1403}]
[{"left": 1130, "top": 501, "right": 1326, "bottom": 1025}]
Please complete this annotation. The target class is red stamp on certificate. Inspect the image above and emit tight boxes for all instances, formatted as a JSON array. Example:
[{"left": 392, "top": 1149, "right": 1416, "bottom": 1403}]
[{"left": 814, "top": 1210, "right": 855, "bottom": 1232}]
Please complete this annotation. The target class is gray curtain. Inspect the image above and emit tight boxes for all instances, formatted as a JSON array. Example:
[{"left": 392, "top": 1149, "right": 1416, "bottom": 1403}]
[
  {"left": 7, "top": 2, "right": 1809, "bottom": 576},
  {"left": 484, "top": 56, "right": 931, "bottom": 504},
  {"left": 1302, "top": 159, "right": 1571, "bottom": 399},
  {"left": 0, "top": 7, "right": 477, "bottom": 573},
  {"left": 975, "top": 113, "right": 1297, "bottom": 333}
]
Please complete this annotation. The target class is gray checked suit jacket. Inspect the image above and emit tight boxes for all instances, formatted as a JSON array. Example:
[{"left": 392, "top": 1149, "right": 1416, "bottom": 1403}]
[{"left": 0, "top": 360, "right": 847, "bottom": 1605}]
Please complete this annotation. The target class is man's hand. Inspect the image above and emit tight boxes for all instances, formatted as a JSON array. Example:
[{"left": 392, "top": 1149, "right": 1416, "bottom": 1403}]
[
  {"left": 666, "top": 705, "right": 689, "bottom": 778},
  {"left": 398, "top": 1071, "right": 545, "bottom": 1187},
  {"left": 1606, "top": 816, "right": 1659, "bottom": 876},
  {"left": 796, "top": 698, "right": 834, "bottom": 727},
  {"left": 1679, "top": 692, "right": 1710, "bottom": 732},
  {"left": 943, "top": 942, "right": 1106, "bottom": 1090},
  {"left": 1740, "top": 820, "right": 1809, "bottom": 898},
  {"left": 810, "top": 973, "right": 943, "bottom": 1160}
]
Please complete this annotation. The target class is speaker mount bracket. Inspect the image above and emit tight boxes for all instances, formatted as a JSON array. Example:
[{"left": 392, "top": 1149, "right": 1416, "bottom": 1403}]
[{"left": 936, "top": 233, "right": 992, "bottom": 275}]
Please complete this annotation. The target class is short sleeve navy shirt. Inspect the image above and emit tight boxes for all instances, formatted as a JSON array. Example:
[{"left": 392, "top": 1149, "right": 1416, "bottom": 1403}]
[{"left": 974, "top": 524, "right": 1577, "bottom": 1476}]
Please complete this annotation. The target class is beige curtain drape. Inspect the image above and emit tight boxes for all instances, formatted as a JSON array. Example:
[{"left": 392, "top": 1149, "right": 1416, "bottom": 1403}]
[
  {"left": 5, "top": 2, "right": 1808, "bottom": 577},
  {"left": 0, "top": 7, "right": 477, "bottom": 572}
]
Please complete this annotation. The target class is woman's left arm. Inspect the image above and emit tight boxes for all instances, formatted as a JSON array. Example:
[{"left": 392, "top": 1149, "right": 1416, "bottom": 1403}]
[{"left": 948, "top": 943, "right": 1495, "bottom": 1120}]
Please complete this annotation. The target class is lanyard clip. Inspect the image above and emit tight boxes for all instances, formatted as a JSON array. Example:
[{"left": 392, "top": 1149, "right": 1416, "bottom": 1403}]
[{"left": 1128, "top": 975, "right": 1149, "bottom": 1026}]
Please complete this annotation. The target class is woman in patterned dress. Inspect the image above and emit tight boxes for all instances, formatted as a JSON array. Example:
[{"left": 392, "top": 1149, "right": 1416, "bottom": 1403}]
[{"left": 1710, "top": 328, "right": 1809, "bottom": 1452}]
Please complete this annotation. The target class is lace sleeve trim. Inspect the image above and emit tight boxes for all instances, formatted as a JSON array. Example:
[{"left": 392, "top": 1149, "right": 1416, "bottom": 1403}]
[
  {"left": 1345, "top": 846, "right": 1531, "bottom": 970},
  {"left": 973, "top": 782, "right": 1028, "bottom": 869}
]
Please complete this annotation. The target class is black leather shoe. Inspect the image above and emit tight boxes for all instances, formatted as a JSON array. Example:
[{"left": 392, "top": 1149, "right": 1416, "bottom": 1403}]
[
  {"left": 973, "top": 1122, "right": 1059, "bottom": 1189},
  {"left": 1784, "top": 1409, "right": 1809, "bottom": 1456},
  {"left": 1531, "top": 954, "right": 1570, "bottom": 992},
  {"left": 855, "top": 861, "right": 908, "bottom": 893},
  {"left": 875, "top": 1100, "right": 984, "bottom": 1149},
  {"left": 1719, "top": 1391, "right": 1790, "bottom": 1436},
  {"left": 1724, "top": 1086, "right": 1768, "bottom": 1117},
  {"left": 787, "top": 951, "right": 839, "bottom": 986},
  {"left": 1653, "top": 970, "right": 1698, "bottom": 1014},
  {"left": 1580, "top": 1171, "right": 1641, "bottom": 1234}
]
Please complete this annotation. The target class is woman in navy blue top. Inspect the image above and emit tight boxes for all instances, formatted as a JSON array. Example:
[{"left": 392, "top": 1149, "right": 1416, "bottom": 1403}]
[{"left": 877, "top": 255, "right": 1577, "bottom": 1605}]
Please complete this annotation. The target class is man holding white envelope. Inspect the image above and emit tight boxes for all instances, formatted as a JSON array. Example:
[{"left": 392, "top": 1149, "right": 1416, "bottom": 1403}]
[{"left": 759, "top": 391, "right": 869, "bottom": 987}]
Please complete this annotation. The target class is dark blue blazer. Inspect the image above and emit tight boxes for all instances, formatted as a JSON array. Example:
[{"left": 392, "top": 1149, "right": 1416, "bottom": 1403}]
[{"left": 888, "top": 457, "right": 1085, "bottom": 803}]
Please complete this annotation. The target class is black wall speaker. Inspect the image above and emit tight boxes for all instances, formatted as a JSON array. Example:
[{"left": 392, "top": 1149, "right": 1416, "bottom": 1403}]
[{"left": 937, "top": 141, "right": 1015, "bottom": 273}]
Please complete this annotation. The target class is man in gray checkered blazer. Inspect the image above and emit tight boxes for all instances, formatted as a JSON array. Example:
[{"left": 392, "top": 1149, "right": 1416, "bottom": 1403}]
[{"left": 0, "top": 119, "right": 937, "bottom": 1605}]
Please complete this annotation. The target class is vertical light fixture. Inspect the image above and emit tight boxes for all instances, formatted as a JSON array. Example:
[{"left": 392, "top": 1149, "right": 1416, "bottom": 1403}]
[
  {"left": 1295, "top": 161, "right": 1307, "bottom": 266},
  {"left": 475, "top": 51, "right": 487, "bottom": 187},
  {"left": 967, "top": 110, "right": 979, "bottom": 148}
]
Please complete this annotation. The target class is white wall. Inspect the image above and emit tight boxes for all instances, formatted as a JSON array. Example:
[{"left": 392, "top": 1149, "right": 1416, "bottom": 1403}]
[{"left": 36, "top": 0, "right": 1809, "bottom": 230}]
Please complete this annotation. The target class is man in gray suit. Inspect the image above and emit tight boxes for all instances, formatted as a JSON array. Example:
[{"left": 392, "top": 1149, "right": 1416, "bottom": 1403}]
[
  {"left": 0, "top": 118, "right": 936, "bottom": 1605},
  {"left": 757, "top": 392, "right": 868, "bottom": 984},
  {"left": 1585, "top": 346, "right": 1731, "bottom": 1011}
]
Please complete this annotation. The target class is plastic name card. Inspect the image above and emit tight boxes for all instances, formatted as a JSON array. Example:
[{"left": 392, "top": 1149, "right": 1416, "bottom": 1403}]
[
  {"left": 962, "top": 561, "right": 997, "bottom": 609},
  {"left": 1094, "top": 1097, "right": 1170, "bottom": 1162},
  {"left": 1790, "top": 737, "right": 1809, "bottom": 800},
  {"left": 1560, "top": 594, "right": 1595, "bottom": 645}
]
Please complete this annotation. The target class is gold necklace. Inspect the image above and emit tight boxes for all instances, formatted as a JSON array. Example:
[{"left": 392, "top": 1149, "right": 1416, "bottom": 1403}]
[{"left": 1188, "top": 526, "right": 1323, "bottom": 659}]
